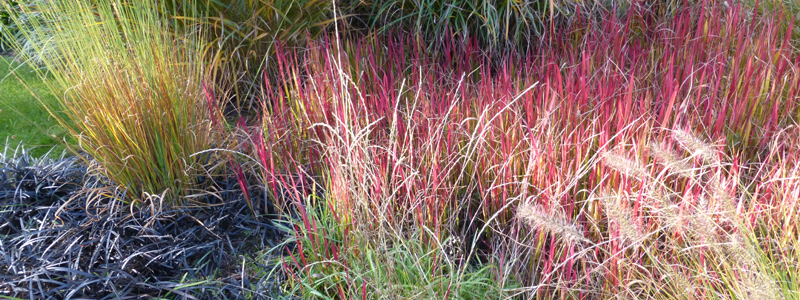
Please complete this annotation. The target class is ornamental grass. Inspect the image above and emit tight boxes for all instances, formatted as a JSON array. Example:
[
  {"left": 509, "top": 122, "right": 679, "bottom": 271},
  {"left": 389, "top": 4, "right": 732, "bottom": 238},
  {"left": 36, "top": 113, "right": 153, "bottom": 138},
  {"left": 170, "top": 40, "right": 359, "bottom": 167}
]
[
  {"left": 3, "top": 0, "right": 215, "bottom": 206},
  {"left": 214, "top": 2, "right": 800, "bottom": 298}
]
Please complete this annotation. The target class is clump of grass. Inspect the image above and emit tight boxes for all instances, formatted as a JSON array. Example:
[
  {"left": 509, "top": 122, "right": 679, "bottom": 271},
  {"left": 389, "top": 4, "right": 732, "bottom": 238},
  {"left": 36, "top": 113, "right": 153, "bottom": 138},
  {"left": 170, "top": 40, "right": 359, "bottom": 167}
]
[
  {"left": 277, "top": 194, "right": 510, "bottom": 299},
  {"left": 226, "top": 2, "right": 800, "bottom": 298},
  {"left": 178, "top": 0, "right": 335, "bottom": 113},
  {"left": 596, "top": 129, "right": 798, "bottom": 300},
  {"left": 343, "top": 0, "right": 548, "bottom": 49},
  {"left": 3, "top": 0, "right": 215, "bottom": 206}
]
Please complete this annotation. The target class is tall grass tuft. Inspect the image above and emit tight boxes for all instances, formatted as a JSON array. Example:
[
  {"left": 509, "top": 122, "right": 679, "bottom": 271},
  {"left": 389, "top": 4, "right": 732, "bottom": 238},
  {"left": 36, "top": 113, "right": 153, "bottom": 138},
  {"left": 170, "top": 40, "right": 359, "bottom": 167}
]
[
  {"left": 3, "top": 0, "right": 214, "bottom": 206},
  {"left": 3, "top": 0, "right": 798, "bottom": 297},
  {"left": 343, "top": 0, "right": 547, "bottom": 49},
  {"left": 179, "top": 0, "right": 335, "bottom": 112},
  {"left": 218, "top": 1, "right": 799, "bottom": 298}
]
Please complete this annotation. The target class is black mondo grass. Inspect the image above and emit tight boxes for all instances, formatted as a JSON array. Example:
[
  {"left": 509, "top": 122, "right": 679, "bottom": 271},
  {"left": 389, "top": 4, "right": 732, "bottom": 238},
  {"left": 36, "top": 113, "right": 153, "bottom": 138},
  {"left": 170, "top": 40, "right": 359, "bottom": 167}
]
[
  {"left": 0, "top": 144, "right": 83, "bottom": 203},
  {"left": 0, "top": 146, "right": 290, "bottom": 299}
]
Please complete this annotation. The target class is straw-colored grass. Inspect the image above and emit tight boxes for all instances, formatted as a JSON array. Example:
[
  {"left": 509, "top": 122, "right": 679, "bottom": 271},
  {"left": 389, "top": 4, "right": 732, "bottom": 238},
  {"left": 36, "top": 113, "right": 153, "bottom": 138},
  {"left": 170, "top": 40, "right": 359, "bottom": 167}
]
[{"left": 2, "top": 0, "right": 214, "bottom": 206}]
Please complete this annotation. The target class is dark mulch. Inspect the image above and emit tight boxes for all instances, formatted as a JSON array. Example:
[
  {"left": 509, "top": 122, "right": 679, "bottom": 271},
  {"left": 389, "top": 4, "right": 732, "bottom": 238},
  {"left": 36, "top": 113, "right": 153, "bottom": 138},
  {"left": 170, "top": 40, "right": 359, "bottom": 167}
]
[{"left": 0, "top": 147, "right": 290, "bottom": 299}]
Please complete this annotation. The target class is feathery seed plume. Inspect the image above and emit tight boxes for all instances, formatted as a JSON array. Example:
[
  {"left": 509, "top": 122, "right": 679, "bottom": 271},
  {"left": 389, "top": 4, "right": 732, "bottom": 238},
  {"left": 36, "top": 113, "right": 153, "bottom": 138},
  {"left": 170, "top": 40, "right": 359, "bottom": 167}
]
[
  {"left": 603, "top": 151, "right": 649, "bottom": 180},
  {"left": 598, "top": 190, "right": 642, "bottom": 244},
  {"left": 673, "top": 129, "right": 718, "bottom": 164},
  {"left": 649, "top": 141, "right": 693, "bottom": 178},
  {"left": 517, "top": 202, "right": 589, "bottom": 245}
]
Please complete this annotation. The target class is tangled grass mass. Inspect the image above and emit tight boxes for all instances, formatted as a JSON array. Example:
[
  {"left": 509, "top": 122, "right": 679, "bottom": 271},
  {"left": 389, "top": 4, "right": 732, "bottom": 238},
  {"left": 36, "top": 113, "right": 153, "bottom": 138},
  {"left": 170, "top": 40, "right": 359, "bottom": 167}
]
[{"left": 0, "top": 0, "right": 799, "bottom": 299}]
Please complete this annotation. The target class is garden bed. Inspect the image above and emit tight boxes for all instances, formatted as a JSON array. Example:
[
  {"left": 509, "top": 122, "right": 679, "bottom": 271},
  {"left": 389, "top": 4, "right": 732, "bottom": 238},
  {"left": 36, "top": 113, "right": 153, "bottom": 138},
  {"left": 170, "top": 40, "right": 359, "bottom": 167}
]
[
  {"left": 0, "top": 147, "right": 288, "bottom": 299},
  {"left": 0, "top": 0, "right": 798, "bottom": 299}
]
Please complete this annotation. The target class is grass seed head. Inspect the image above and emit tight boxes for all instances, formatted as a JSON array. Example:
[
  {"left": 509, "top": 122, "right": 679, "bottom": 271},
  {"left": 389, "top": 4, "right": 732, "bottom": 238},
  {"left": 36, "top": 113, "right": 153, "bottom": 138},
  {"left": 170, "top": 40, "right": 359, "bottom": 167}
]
[
  {"left": 673, "top": 128, "right": 718, "bottom": 164},
  {"left": 517, "top": 202, "right": 588, "bottom": 246},
  {"left": 597, "top": 190, "right": 642, "bottom": 245},
  {"left": 603, "top": 151, "right": 649, "bottom": 181},
  {"left": 649, "top": 140, "right": 693, "bottom": 178}
]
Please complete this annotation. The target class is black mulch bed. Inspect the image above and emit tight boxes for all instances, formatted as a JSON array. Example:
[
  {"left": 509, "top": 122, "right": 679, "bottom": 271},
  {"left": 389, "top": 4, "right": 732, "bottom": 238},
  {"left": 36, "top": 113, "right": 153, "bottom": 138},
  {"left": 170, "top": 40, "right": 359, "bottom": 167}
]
[{"left": 0, "top": 147, "right": 291, "bottom": 299}]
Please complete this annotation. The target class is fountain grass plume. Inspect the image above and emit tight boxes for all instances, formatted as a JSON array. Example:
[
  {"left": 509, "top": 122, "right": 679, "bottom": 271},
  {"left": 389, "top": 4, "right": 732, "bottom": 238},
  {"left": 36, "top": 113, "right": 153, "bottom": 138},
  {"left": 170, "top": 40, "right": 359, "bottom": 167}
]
[{"left": 517, "top": 201, "right": 589, "bottom": 246}]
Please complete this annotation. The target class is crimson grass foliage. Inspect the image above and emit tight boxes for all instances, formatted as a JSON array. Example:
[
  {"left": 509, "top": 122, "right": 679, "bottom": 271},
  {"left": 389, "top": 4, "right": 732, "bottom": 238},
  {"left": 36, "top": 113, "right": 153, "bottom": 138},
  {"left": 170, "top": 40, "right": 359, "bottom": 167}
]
[{"left": 238, "top": 2, "right": 800, "bottom": 298}]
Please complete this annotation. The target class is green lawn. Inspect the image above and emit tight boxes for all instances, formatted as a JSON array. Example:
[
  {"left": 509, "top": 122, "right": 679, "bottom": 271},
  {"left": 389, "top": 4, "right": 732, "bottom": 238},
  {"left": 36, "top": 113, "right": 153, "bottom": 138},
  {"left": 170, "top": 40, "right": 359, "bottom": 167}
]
[{"left": 0, "top": 55, "right": 67, "bottom": 156}]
